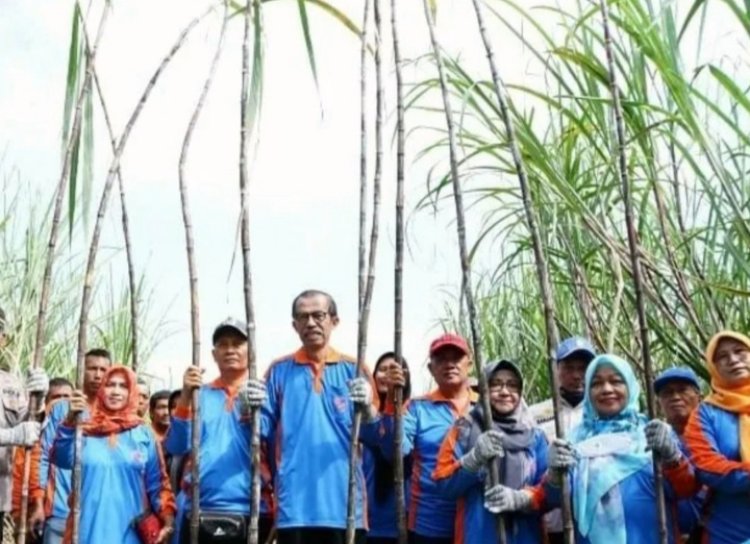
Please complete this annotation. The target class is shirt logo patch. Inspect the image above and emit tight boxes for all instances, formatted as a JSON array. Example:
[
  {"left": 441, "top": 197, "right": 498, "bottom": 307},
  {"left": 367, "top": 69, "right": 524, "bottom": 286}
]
[{"left": 333, "top": 395, "right": 348, "bottom": 412}]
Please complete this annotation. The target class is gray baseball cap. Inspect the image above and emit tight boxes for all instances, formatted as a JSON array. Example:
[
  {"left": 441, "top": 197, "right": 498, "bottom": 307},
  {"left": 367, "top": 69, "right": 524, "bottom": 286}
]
[{"left": 212, "top": 317, "right": 248, "bottom": 345}]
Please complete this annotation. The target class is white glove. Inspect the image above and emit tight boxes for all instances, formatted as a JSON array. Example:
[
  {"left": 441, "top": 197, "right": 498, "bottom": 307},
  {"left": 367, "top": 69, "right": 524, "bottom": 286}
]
[
  {"left": 484, "top": 484, "right": 532, "bottom": 513},
  {"left": 0, "top": 421, "right": 41, "bottom": 447},
  {"left": 240, "top": 378, "right": 267, "bottom": 410},
  {"left": 26, "top": 368, "right": 49, "bottom": 396},
  {"left": 548, "top": 438, "right": 577, "bottom": 471},
  {"left": 460, "top": 430, "right": 504, "bottom": 473},
  {"left": 348, "top": 377, "right": 378, "bottom": 422},
  {"left": 645, "top": 419, "right": 681, "bottom": 464}
]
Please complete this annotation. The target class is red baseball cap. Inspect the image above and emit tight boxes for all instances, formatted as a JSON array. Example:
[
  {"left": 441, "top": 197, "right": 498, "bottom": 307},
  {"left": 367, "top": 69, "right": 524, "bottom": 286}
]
[{"left": 429, "top": 333, "right": 470, "bottom": 357}]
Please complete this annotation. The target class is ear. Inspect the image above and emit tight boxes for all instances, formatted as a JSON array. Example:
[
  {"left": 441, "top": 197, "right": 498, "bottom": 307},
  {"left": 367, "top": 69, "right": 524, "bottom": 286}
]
[
  {"left": 331, "top": 315, "right": 340, "bottom": 327},
  {"left": 211, "top": 347, "right": 219, "bottom": 363},
  {"left": 292, "top": 320, "right": 301, "bottom": 335},
  {"left": 427, "top": 362, "right": 437, "bottom": 380}
]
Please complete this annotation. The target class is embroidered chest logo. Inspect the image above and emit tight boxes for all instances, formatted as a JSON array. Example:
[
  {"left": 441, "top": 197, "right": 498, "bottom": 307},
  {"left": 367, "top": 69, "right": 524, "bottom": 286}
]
[
  {"left": 132, "top": 450, "right": 144, "bottom": 464},
  {"left": 333, "top": 395, "right": 348, "bottom": 413}
]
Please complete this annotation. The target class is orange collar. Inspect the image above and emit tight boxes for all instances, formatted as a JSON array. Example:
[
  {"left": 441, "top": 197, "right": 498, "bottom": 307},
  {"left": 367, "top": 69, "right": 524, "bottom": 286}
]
[
  {"left": 209, "top": 372, "right": 248, "bottom": 396},
  {"left": 426, "top": 387, "right": 477, "bottom": 415},
  {"left": 292, "top": 347, "right": 343, "bottom": 366}
]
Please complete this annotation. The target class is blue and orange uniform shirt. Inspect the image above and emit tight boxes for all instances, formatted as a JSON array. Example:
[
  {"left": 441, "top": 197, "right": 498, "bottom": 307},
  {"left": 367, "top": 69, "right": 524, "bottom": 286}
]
[
  {"left": 433, "top": 417, "right": 549, "bottom": 544},
  {"left": 363, "top": 446, "right": 410, "bottom": 539},
  {"left": 683, "top": 330, "right": 750, "bottom": 544},
  {"left": 164, "top": 376, "right": 274, "bottom": 543},
  {"left": 52, "top": 422, "right": 175, "bottom": 543},
  {"left": 259, "top": 347, "right": 376, "bottom": 530},
  {"left": 37, "top": 399, "right": 88, "bottom": 523},
  {"left": 375, "top": 388, "right": 477, "bottom": 539}
]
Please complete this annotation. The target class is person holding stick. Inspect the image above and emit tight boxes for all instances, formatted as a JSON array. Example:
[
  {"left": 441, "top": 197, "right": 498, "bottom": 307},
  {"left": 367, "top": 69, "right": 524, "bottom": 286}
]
[
  {"left": 164, "top": 318, "right": 273, "bottom": 544},
  {"left": 364, "top": 352, "right": 412, "bottom": 544},
  {"left": 53, "top": 365, "right": 175, "bottom": 543},
  {"left": 434, "top": 359, "right": 549, "bottom": 544},
  {"left": 544, "top": 354, "right": 689, "bottom": 544},
  {"left": 377, "top": 332, "right": 477, "bottom": 544},
  {"left": 651, "top": 368, "right": 705, "bottom": 543},
  {"left": 683, "top": 331, "right": 750, "bottom": 544},
  {"left": 0, "top": 307, "right": 48, "bottom": 537},
  {"left": 528, "top": 336, "right": 595, "bottom": 544},
  {"left": 244, "top": 289, "right": 377, "bottom": 544},
  {"left": 30, "top": 349, "right": 109, "bottom": 544}
]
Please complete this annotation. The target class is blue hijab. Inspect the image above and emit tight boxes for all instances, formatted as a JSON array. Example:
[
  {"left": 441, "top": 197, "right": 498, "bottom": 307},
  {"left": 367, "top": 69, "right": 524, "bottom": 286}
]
[{"left": 568, "top": 354, "right": 650, "bottom": 544}]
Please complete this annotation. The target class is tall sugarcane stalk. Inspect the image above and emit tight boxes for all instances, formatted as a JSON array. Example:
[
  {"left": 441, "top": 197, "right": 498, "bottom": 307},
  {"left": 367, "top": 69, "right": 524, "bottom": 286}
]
[
  {"left": 390, "top": 0, "right": 407, "bottom": 539},
  {"left": 357, "top": 0, "right": 370, "bottom": 315},
  {"left": 178, "top": 4, "right": 227, "bottom": 543},
  {"left": 467, "top": 0, "right": 575, "bottom": 541},
  {"left": 16, "top": 6, "right": 109, "bottom": 543},
  {"left": 237, "top": 0, "right": 263, "bottom": 542},
  {"left": 346, "top": 0, "right": 383, "bottom": 540},
  {"left": 70, "top": 10, "right": 213, "bottom": 543},
  {"left": 597, "top": 1, "right": 668, "bottom": 542},
  {"left": 420, "top": 2, "right": 506, "bottom": 542}
]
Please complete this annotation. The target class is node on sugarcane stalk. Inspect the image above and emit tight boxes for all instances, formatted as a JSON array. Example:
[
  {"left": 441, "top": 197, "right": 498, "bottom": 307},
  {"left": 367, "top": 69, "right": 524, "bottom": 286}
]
[
  {"left": 597, "top": 0, "right": 668, "bottom": 542},
  {"left": 466, "top": 0, "right": 575, "bottom": 540},
  {"left": 420, "top": 0, "right": 506, "bottom": 541}
]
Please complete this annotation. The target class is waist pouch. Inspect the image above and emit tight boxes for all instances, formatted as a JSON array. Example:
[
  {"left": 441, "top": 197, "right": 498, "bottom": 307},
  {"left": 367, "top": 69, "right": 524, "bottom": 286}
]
[{"left": 184, "top": 512, "right": 248, "bottom": 542}]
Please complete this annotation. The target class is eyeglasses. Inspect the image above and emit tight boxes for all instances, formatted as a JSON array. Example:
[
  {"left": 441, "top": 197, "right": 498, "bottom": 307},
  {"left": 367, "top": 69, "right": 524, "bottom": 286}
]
[
  {"left": 488, "top": 381, "right": 521, "bottom": 394},
  {"left": 294, "top": 311, "right": 330, "bottom": 324}
]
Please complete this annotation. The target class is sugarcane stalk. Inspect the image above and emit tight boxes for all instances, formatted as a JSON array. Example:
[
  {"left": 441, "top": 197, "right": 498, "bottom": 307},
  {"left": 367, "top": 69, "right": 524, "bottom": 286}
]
[
  {"left": 357, "top": 0, "right": 370, "bottom": 316},
  {"left": 236, "top": 0, "right": 263, "bottom": 541},
  {"left": 390, "top": 0, "right": 407, "bottom": 539},
  {"left": 346, "top": 0, "right": 382, "bottom": 540},
  {"left": 71, "top": 9, "right": 213, "bottom": 543},
  {"left": 597, "top": 1, "right": 668, "bottom": 542},
  {"left": 18, "top": 5, "right": 109, "bottom": 544},
  {"left": 466, "top": 0, "right": 574, "bottom": 540},
  {"left": 420, "top": 2, "right": 505, "bottom": 541},
  {"left": 177, "top": 4, "right": 227, "bottom": 543}
]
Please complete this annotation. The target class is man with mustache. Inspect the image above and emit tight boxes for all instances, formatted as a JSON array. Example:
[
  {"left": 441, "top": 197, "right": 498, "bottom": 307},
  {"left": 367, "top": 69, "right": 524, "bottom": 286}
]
[{"left": 245, "top": 289, "right": 377, "bottom": 544}]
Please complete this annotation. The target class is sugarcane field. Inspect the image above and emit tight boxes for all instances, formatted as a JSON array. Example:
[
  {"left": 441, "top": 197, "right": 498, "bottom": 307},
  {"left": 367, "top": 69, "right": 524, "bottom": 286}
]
[{"left": 1, "top": 0, "right": 749, "bottom": 543}]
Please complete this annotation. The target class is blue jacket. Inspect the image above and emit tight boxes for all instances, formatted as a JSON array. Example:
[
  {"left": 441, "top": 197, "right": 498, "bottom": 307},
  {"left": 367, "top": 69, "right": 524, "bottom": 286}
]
[
  {"left": 684, "top": 402, "right": 750, "bottom": 544},
  {"left": 433, "top": 414, "right": 548, "bottom": 544}
]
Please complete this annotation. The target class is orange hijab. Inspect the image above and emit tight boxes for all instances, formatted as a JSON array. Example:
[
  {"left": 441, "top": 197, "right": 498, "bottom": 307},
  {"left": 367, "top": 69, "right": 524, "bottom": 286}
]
[
  {"left": 82, "top": 365, "right": 143, "bottom": 437},
  {"left": 704, "top": 331, "right": 750, "bottom": 462}
]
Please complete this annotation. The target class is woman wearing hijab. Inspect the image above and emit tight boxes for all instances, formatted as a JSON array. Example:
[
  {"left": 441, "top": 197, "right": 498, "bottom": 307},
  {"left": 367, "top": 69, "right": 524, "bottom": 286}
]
[
  {"left": 53, "top": 365, "right": 175, "bottom": 543},
  {"left": 683, "top": 331, "right": 750, "bottom": 544},
  {"left": 544, "top": 354, "right": 689, "bottom": 544},
  {"left": 363, "top": 352, "right": 412, "bottom": 544},
  {"left": 433, "top": 359, "right": 548, "bottom": 544}
]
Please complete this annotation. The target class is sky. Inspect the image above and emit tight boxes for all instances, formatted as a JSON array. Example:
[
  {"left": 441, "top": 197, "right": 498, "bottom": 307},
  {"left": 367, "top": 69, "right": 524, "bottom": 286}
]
[{"left": 0, "top": 0, "right": 739, "bottom": 393}]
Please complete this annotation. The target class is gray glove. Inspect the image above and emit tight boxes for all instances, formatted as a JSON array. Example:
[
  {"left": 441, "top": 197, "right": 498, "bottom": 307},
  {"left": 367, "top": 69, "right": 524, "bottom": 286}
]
[
  {"left": 240, "top": 378, "right": 267, "bottom": 411},
  {"left": 484, "top": 484, "right": 532, "bottom": 514},
  {"left": 645, "top": 419, "right": 681, "bottom": 464},
  {"left": 349, "top": 377, "right": 377, "bottom": 422},
  {"left": 460, "top": 430, "right": 504, "bottom": 473},
  {"left": 548, "top": 438, "right": 577, "bottom": 471},
  {"left": 0, "top": 421, "right": 41, "bottom": 447},
  {"left": 26, "top": 368, "right": 49, "bottom": 397}
]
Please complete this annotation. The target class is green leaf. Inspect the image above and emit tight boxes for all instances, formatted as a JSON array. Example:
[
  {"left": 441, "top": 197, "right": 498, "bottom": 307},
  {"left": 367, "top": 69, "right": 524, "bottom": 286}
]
[
  {"left": 62, "top": 2, "right": 82, "bottom": 157},
  {"left": 296, "top": 0, "right": 321, "bottom": 104}
]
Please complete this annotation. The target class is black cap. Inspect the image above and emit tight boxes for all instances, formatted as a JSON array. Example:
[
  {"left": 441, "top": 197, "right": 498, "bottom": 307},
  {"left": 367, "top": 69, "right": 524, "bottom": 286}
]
[{"left": 212, "top": 317, "right": 248, "bottom": 345}]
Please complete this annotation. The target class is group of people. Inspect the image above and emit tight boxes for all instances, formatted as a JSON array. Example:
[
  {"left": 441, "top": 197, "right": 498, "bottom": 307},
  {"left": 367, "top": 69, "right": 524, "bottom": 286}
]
[{"left": 0, "top": 291, "right": 748, "bottom": 544}]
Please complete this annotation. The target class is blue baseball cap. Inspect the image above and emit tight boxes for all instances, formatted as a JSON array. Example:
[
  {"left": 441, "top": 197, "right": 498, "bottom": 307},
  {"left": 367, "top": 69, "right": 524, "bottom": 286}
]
[
  {"left": 556, "top": 336, "right": 596, "bottom": 363},
  {"left": 654, "top": 367, "right": 701, "bottom": 395}
]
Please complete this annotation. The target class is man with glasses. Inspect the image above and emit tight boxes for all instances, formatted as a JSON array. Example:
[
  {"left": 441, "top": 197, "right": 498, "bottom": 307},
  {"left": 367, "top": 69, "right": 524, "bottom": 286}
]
[{"left": 245, "top": 289, "right": 376, "bottom": 544}]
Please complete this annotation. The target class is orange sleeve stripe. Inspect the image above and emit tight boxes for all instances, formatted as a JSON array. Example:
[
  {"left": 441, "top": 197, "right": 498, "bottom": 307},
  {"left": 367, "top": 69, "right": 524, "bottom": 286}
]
[
  {"left": 662, "top": 457, "right": 700, "bottom": 498},
  {"left": 432, "top": 426, "right": 461, "bottom": 480},
  {"left": 526, "top": 485, "right": 546, "bottom": 511},
  {"left": 683, "top": 407, "right": 750, "bottom": 475},
  {"left": 153, "top": 439, "right": 176, "bottom": 518}
]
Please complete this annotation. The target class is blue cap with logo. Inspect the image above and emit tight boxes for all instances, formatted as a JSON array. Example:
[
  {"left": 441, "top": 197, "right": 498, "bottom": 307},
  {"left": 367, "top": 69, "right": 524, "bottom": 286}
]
[
  {"left": 654, "top": 367, "right": 701, "bottom": 395},
  {"left": 555, "top": 336, "right": 596, "bottom": 363}
]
